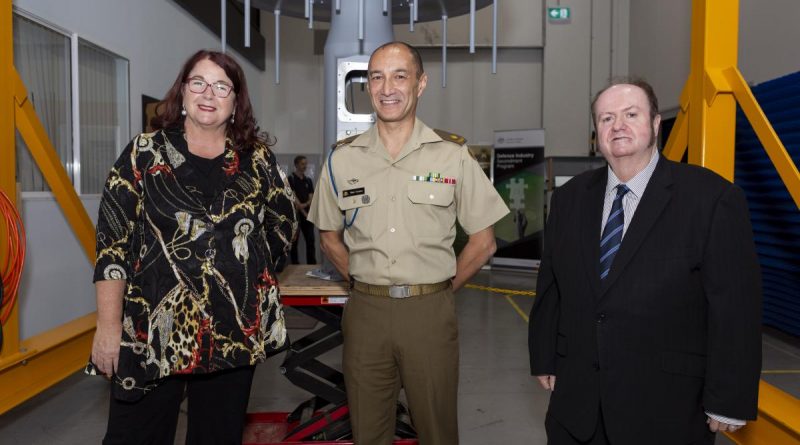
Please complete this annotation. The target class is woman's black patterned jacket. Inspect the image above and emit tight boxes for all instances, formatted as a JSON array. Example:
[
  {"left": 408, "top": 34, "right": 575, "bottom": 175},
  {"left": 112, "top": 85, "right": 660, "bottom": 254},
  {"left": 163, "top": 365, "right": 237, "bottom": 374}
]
[{"left": 88, "top": 129, "right": 297, "bottom": 401}]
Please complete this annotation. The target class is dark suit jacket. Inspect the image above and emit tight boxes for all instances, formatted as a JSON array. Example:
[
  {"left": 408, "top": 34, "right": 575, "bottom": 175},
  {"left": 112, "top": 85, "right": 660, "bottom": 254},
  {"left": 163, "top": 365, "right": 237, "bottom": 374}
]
[{"left": 529, "top": 156, "right": 762, "bottom": 445}]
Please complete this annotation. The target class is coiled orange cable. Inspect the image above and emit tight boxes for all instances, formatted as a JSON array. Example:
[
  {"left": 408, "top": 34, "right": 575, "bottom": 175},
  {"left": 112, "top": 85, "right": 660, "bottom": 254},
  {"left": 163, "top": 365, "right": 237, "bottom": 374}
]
[{"left": 0, "top": 189, "right": 25, "bottom": 325}]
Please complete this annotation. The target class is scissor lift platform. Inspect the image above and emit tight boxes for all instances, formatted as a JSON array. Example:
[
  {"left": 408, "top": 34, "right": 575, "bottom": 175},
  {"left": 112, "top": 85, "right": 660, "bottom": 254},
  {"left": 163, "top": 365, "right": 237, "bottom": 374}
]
[{"left": 243, "top": 412, "right": 419, "bottom": 445}]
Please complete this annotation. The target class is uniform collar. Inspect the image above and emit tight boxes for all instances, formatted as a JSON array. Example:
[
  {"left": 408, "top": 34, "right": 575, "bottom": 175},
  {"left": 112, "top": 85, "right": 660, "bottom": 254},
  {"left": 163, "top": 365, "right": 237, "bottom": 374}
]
[{"left": 350, "top": 118, "right": 441, "bottom": 159}]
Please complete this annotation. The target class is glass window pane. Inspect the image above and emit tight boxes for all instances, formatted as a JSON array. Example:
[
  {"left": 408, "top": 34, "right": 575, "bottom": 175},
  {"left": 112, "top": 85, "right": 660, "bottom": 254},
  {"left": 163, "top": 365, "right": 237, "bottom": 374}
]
[
  {"left": 13, "top": 14, "right": 73, "bottom": 193},
  {"left": 78, "top": 40, "right": 130, "bottom": 194}
]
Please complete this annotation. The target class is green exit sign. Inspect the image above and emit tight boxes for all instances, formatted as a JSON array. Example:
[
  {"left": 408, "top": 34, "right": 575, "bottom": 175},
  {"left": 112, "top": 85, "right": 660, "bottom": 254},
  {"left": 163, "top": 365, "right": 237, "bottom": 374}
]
[{"left": 547, "top": 7, "right": 571, "bottom": 21}]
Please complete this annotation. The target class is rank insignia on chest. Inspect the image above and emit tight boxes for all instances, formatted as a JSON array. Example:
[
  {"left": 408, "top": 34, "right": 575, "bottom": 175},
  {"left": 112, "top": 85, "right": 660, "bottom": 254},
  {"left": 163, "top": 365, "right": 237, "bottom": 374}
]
[{"left": 411, "top": 172, "right": 457, "bottom": 185}]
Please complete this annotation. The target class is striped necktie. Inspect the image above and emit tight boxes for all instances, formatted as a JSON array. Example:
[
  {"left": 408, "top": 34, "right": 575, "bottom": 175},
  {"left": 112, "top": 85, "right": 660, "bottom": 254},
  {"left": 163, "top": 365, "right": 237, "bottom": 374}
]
[{"left": 599, "top": 184, "right": 630, "bottom": 280}]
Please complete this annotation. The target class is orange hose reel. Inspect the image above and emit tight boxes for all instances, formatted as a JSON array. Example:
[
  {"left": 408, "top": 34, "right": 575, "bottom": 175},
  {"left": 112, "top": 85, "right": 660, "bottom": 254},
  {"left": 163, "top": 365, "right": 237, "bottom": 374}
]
[{"left": 0, "top": 189, "right": 25, "bottom": 326}]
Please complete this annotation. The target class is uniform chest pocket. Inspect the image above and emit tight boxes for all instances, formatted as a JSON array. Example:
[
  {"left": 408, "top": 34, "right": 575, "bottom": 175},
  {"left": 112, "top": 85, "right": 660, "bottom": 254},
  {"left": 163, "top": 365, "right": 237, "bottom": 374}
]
[
  {"left": 407, "top": 181, "right": 455, "bottom": 207},
  {"left": 406, "top": 181, "right": 456, "bottom": 238}
]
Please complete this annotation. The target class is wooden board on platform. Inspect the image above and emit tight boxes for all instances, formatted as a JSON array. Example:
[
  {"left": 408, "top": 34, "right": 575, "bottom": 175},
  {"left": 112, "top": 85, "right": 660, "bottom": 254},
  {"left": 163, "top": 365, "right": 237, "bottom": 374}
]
[{"left": 278, "top": 265, "right": 349, "bottom": 296}]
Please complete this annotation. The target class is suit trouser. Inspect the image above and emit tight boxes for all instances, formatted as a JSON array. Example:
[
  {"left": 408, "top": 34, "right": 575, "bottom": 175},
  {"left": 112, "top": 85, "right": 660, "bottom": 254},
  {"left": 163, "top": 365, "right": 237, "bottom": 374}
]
[
  {"left": 342, "top": 287, "right": 459, "bottom": 445},
  {"left": 103, "top": 365, "right": 255, "bottom": 445}
]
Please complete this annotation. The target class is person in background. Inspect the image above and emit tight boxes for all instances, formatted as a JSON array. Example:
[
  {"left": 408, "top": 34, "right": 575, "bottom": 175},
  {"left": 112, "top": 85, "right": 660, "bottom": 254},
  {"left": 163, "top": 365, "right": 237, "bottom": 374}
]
[
  {"left": 529, "top": 77, "right": 762, "bottom": 445},
  {"left": 288, "top": 155, "right": 317, "bottom": 264},
  {"left": 89, "top": 49, "right": 296, "bottom": 444},
  {"left": 309, "top": 41, "right": 509, "bottom": 445}
]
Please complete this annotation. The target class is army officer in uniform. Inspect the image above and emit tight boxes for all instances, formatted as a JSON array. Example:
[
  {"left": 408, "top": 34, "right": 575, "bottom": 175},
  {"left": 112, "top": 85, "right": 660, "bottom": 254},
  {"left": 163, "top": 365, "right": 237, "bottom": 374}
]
[{"left": 308, "top": 42, "right": 508, "bottom": 445}]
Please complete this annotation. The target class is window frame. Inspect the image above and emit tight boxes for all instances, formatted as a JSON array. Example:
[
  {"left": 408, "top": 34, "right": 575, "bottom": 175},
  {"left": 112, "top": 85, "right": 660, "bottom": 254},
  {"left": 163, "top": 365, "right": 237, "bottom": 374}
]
[{"left": 13, "top": 7, "right": 131, "bottom": 197}]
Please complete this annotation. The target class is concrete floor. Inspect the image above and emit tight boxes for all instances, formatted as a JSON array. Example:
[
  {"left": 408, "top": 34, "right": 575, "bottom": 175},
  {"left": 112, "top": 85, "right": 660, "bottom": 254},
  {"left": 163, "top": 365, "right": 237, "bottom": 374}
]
[{"left": 0, "top": 269, "right": 797, "bottom": 444}]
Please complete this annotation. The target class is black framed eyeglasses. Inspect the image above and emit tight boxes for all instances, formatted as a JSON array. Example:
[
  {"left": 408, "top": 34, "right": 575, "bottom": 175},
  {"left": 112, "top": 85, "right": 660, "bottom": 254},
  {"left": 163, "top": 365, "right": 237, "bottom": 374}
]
[{"left": 185, "top": 78, "right": 234, "bottom": 98}]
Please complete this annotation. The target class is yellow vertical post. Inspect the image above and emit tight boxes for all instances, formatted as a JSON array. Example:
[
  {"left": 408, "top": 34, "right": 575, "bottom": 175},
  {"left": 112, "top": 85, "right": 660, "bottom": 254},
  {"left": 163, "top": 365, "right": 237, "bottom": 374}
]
[
  {"left": 0, "top": 0, "right": 21, "bottom": 359},
  {"left": 687, "top": 0, "right": 738, "bottom": 180}
]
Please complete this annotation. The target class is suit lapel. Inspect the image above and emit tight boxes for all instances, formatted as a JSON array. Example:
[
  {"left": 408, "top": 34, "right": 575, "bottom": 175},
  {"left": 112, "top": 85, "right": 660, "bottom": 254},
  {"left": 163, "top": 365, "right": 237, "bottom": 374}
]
[
  {"left": 599, "top": 157, "right": 674, "bottom": 298},
  {"left": 580, "top": 168, "right": 608, "bottom": 298}
]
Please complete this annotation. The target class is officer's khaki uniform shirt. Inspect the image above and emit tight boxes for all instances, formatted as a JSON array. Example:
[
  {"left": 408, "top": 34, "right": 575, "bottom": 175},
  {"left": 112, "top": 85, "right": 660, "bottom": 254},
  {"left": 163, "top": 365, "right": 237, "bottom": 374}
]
[{"left": 308, "top": 118, "right": 509, "bottom": 285}]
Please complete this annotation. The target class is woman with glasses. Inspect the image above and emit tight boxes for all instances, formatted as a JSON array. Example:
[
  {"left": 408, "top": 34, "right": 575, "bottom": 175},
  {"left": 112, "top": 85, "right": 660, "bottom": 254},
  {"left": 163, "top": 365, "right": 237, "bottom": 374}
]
[{"left": 88, "top": 49, "right": 297, "bottom": 444}]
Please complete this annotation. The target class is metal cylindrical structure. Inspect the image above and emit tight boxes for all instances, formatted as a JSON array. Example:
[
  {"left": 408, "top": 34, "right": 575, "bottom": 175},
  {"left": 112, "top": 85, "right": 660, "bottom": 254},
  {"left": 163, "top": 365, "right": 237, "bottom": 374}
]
[{"left": 323, "top": 0, "right": 394, "bottom": 154}]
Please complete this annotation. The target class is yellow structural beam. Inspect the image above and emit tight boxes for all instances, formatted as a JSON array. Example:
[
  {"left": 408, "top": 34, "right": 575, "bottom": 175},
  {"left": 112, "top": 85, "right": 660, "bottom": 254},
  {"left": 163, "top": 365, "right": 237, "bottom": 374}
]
[
  {"left": 685, "top": 0, "right": 738, "bottom": 180},
  {"left": 0, "top": 314, "right": 95, "bottom": 414},
  {"left": 0, "top": 0, "right": 19, "bottom": 362}
]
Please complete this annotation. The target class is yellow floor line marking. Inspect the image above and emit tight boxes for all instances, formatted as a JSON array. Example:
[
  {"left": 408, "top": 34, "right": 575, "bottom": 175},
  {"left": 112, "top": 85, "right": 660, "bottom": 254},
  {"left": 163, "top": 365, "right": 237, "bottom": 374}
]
[
  {"left": 465, "top": 283, "right": 535, "bottom": 297},
  {"left": 761, "top": 370, "right": 800, "bottom": 375},
  {"left": 504, "top": 294, "right": 530, "bottom": 323}
]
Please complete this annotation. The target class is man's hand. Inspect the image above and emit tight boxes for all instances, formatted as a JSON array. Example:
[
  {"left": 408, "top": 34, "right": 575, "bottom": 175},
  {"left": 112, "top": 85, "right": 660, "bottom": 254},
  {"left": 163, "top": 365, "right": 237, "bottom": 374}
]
[
  {"left": 707, "top": 418, "right": 744, "bottom": 433},
  {"left": 536, "top": 374, "right": 556, "bottom": 391}
]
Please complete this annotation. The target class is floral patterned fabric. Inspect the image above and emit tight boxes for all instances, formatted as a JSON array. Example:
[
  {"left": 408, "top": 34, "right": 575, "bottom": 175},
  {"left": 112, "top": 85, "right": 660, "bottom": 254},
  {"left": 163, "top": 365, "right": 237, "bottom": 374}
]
[{"left": 87, "top": 129, "right": 296, "bottom": 401}]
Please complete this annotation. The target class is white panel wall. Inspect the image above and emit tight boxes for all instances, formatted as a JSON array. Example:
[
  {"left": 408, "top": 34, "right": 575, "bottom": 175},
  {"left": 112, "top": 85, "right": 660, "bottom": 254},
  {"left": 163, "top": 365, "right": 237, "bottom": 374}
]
[
  {"left": 18, "top": 197, "right": 99, "bottom": 339},
  {"left": 416, "top": 48, "right": 543, "bottom": 145},
  {"left": 739, "top": 0, "right": 800, "bottom": 84},
  {"left": 260, "top": 15, "right": 325, "bottom": 155},
  {"left": 395, "top": 1, "right": 543, "bottom": 47},
  {"left": 628, "top": 1, "right": 691, "bottom": 113}
]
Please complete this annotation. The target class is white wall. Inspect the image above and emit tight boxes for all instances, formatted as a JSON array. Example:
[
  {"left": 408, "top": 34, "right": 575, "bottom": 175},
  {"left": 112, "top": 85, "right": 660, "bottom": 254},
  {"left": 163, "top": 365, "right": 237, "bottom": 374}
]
[
  {"left": 18, "top": 197, "right": 99, "bottom": 340},
  {"left": 629, "top": 0, "right": 800, "bottom": 113},
  {"left": 543, "top": 0, "right": 630, "bottom": 156},
  {"left": 395, "top": 1, "right": 543, "bottom": 47},
  {"left": 628, "top": 1, "right": 691, "bottom": 113},
  {"left": 260, "top": 15, "right": 325, "bottom": 155},
  {"left": 416, "top": 48, "right": 543, "bottom": 145}
]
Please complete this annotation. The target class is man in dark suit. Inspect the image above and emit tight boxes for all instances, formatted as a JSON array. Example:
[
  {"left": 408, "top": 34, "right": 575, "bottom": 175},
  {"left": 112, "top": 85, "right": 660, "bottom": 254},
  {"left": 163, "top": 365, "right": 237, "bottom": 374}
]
[{"left": 529, "top": 78, "right": 762, "bottom": 445}]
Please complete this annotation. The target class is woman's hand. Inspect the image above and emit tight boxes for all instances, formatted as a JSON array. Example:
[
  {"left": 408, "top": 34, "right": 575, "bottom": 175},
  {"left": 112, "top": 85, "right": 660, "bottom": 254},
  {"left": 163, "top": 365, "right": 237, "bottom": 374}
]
[
  {"left": 92, "top": 279, "right": 126, "bottom": 377},
  {"left": 91, "top": 320, "right": 122, "bottom": 377}
]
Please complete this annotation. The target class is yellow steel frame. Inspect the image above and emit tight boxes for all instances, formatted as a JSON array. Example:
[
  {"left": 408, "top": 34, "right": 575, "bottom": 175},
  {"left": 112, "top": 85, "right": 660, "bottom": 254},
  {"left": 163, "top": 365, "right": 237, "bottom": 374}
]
[
  {"left": 662, "top": 1, "right": 800, "bottom": 443},
  {"left": 0, "top": 0, "right": 97, "bottom": 414}
]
